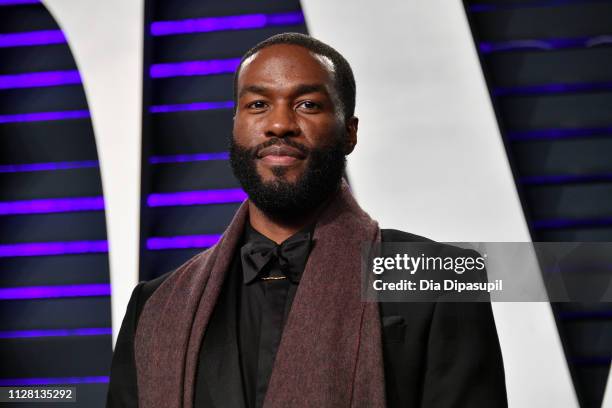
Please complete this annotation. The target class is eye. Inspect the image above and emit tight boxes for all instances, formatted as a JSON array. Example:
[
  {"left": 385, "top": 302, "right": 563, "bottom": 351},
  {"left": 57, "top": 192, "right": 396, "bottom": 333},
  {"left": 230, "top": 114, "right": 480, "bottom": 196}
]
[
  {"left": 296, "top": 100, "right": 321, "bottom": 111},
  {"left": 247, "top": 100, "right": 267, "bottom": 110}
]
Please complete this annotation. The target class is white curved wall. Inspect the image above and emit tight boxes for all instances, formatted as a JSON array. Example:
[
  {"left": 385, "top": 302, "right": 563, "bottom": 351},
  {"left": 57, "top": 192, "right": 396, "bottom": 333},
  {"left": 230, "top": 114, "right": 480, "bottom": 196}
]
[
  {"left": 42, "top": 0, "right": 144, "bottom": 346},
  {"left": 300, "top": 0, "right": 579, "bottom": 407}
]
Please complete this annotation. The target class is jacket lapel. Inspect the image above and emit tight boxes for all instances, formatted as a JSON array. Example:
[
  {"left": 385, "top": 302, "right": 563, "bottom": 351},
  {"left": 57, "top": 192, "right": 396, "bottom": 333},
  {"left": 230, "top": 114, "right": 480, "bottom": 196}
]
[
  {"left": 135, "top": 201, "right": 250, "bottom": 408},
  {"left": 195, "top": 256, "right": 246, "bottom": 408},
  {"left": 183, "top": 203, "right": 249, "bottom": 408}
]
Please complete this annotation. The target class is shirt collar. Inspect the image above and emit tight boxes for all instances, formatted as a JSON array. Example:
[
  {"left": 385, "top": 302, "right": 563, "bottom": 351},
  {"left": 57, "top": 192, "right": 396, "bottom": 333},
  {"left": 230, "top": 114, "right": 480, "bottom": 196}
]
[{"left": 241, "top": 222, "right": 315, "bottom": 284}]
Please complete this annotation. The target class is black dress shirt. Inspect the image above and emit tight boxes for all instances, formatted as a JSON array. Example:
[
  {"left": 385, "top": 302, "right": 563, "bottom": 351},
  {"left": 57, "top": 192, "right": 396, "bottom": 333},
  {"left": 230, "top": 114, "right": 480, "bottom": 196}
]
[{"left": 230, "top": 224, "right": 312, "bottom": 408}]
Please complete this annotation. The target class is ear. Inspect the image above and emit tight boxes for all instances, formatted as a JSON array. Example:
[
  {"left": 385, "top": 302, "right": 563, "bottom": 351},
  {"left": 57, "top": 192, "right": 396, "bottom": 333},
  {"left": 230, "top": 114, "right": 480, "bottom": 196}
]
[{"left": 344, "top": 116, "right": 358, "bottom": 154}]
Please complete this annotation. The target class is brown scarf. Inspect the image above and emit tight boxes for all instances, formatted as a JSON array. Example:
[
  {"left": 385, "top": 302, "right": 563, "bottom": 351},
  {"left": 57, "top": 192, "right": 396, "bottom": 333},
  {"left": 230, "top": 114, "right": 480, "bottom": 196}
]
[{"left": 134, "top": 180, "right": 386, "bottom": 407}]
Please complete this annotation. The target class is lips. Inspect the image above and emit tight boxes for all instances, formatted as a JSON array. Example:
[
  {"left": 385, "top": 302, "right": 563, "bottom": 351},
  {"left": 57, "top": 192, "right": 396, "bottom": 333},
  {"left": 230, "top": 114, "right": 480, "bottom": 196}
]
[
  {"left": 257, "top": 144, "right": 306, "bottom": 159},
  {"left": 256, "top": 144, "right": 306, "bottom": 167}
]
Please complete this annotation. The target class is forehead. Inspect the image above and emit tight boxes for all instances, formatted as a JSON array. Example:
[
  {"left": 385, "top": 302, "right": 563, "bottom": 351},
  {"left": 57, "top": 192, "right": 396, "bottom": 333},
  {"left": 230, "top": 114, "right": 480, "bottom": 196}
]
[{"left": 237, "top": 44, "right": 335, "bottom": 91}]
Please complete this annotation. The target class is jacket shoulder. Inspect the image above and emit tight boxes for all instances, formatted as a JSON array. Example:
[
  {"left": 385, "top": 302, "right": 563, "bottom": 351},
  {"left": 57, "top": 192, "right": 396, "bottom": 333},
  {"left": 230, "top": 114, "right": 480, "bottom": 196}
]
[
  {"left": 381, "top": 228, "right": 479, "bottom": 259},
  {"left": 135, "top": 271, "right": 172, "bottom": 321},
  {"left": 381, "top": 228, "right": 434, "bottom": 243}
]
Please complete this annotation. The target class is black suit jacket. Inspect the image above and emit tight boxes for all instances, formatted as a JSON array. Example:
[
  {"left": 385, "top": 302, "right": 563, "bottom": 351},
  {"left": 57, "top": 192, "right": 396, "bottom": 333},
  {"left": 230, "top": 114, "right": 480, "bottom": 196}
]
[{"left": 106, "top": 229, "right": 507, "bottom": 407}]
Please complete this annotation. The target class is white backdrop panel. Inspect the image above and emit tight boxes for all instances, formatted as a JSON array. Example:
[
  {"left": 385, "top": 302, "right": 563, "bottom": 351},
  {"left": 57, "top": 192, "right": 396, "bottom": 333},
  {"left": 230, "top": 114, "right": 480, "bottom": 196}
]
[{"left": 42, "top": 0, "right": 144, "bottom": 346}]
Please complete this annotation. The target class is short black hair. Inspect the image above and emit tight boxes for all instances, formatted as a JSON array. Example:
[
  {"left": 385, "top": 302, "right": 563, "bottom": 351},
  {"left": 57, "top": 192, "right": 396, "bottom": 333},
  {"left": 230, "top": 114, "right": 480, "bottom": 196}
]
[{"left": 233, "top": 32, "right": 356, "bottom": 120}]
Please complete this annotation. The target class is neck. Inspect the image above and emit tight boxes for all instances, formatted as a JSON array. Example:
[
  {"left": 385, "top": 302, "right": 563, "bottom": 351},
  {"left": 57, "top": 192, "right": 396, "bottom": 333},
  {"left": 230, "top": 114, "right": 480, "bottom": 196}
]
[{"left": 248, "top": 201, "right": 327, "bottom": 244}]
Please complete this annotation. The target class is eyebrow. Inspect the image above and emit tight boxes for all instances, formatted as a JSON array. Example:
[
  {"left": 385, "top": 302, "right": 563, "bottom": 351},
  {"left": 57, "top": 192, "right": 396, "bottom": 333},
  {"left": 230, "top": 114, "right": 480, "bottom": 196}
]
[
  {"left": 238, "top": 85, "right": 268, "bottom": 98},
  {"left": 294, "top": 84, "right": 328, "bottom": 96},
  {"left": 238, "top": 83, "right": 329, "bottom": 99}
]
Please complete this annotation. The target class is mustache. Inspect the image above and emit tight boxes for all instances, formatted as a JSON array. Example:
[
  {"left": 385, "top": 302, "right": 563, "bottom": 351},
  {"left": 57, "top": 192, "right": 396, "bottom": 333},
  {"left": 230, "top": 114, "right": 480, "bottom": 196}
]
[{"left": 250, "top": 138, "right": 309, "bottom": 158}]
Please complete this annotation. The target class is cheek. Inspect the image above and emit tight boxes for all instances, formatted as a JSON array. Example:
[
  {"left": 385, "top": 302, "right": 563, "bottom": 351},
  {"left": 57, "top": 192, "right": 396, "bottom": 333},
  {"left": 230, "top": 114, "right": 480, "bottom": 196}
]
[
  {"left": 301, "top": 117, "right": 344, "bottom": 145},
  {"left": 232, "top": 115, "right": 254, "bottom": 144}
]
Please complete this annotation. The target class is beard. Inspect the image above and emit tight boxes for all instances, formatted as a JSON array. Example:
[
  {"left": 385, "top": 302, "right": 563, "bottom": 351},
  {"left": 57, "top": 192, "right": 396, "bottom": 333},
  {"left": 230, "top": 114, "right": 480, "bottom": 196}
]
[{"left": 229, "top": 136, "right": 346, "bottom": 222}]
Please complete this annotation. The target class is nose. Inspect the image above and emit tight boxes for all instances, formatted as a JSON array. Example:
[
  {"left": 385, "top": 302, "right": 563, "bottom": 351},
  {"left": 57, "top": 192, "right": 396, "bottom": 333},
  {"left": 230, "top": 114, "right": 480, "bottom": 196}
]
[{"left": 265, "top": 105, "right": 301, "bottom": 138}]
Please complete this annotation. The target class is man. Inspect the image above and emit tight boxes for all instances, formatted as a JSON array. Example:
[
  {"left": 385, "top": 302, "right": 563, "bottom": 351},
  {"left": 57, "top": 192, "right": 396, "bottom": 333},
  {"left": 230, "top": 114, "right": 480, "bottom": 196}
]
[{"left": 107, "top": 33, "right": 507, "bottom": 407}]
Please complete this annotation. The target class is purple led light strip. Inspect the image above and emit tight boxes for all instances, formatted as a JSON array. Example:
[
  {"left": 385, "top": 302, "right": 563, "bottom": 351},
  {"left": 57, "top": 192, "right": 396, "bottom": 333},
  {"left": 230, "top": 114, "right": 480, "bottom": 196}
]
[
  {"left": 479, "top": 35, "right": 612, "bottom": 53},
  {"left": 0, "top": 327, "right": 112, "bottom": 339},
  {"left": 0, "top": 0, "right": 40, "bottom": 5},
  {"left": 0, "top": 377, "right": 109, "bottom": 386},
  {"left": 150, "top": 58, "right": 240, "bottom": 78},
  {"left": 493, "top": 81, "right": 612, "bottom": 97},
  {"left": 150, "top": 101, "right": 234, "bottom": 113},
  {"left": 532, "top": 217, "right": 612, "bottom": 230},
  {"left": 0, "top": 160, "right": 98, "bottom": 173},
  {"left": 521, "top": 173, "right": 612, "bottom": 185},
  {"left": 0, "top": 196, "right": 104, "bottom": 215},
  {"left": 147, "top": 189, "right": 246, "bottom": 207},
  {"left": 151, "top": 11, "right": 305, "bottom": 36},
  {"left": 0, "top": 30, "right": 65, "bottom": 48},
  {"left": 147, "top": 234, "right": 222, "bottom": 250},
  {"left": 507, "top": 126, "right": 612, "bottom": 141},
  {"left": 0, "top": 110, "right": 89, "bottom": 123},
  {"left": 0, "top": 240, "right": 108, "bottom": 258},
  {"left": 570, "top": 357, "right": 612, "bottom": 365},
  {"left": 469, "top": 0, "right": 610, "bottom": 12},
  {"left": 558, "top": 310, "right": 612, "bottom": 320},
  {"left": 0, "top": 283, "right": 110, "bottom": 299},
  {"left": 0, "top": 70, "right": 81, "bottom": 89},
  {"left": 149, "top": 152, "right": 228, "bottom": 164}
]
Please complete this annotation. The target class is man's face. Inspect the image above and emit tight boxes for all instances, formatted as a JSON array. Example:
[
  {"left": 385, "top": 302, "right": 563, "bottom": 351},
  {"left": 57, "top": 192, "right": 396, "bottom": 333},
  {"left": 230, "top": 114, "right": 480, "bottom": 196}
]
[{"left": 230, "top": 44, "right": 357, "bottom": 219}]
